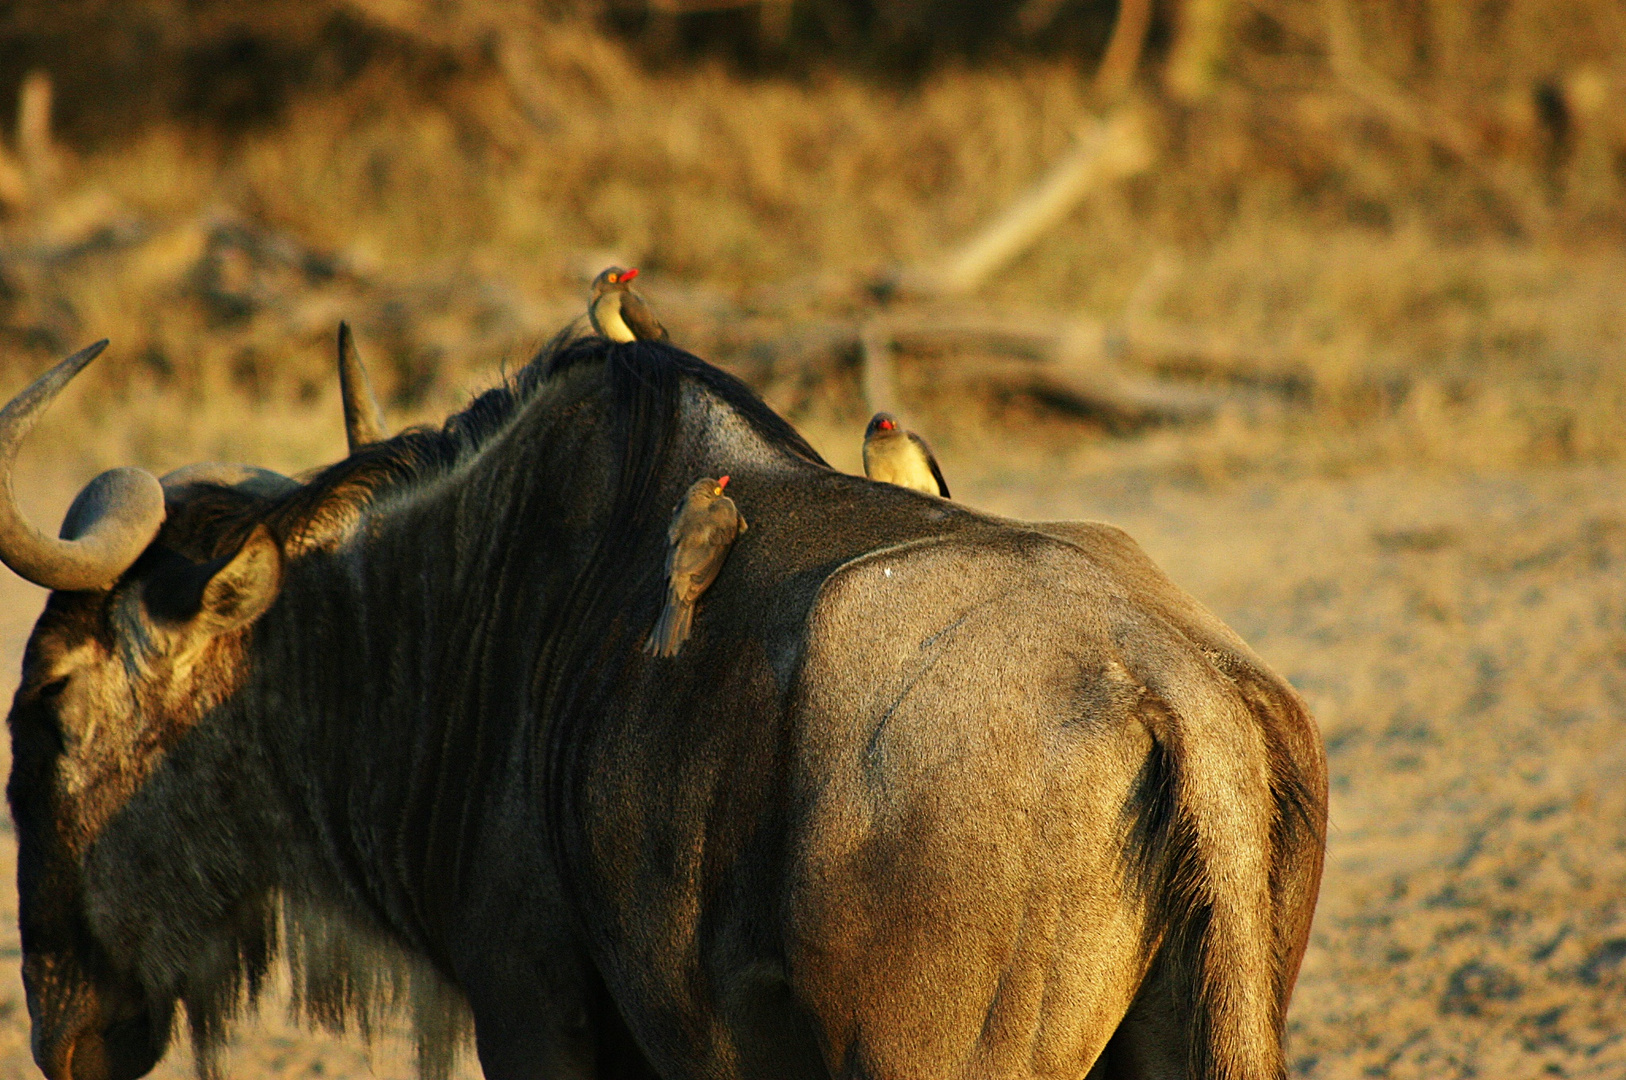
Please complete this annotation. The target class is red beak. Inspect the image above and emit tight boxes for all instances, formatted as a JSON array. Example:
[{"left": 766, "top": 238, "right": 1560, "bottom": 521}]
[
  {"left": 717, "top": 475, "right": 730, "bottom": 489},
  {"left": 622, "top": 267, "right": 639, "bottom": 282}
]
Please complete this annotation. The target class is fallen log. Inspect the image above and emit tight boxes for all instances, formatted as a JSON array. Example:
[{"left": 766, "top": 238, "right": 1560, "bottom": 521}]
[
  {"left": 887, "top": 107, "right": 1154, "bottom": 298},
  {"left": 847, "top": 306, "right": 1236, "bottom": 426}
]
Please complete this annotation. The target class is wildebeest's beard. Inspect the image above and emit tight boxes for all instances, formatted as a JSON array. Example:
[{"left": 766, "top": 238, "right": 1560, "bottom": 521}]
[{"left": 4, "top": 334, "right": 826, "bottom": 1080}]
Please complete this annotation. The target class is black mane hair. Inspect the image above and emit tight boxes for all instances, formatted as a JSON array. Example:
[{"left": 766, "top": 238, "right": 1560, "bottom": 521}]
[
  {"left": 161, "top": 334, "right": 825, "bottom": 564},
  {"left": 536, "top": 336, "right": 825, "bottom": 604},
  {"left": 305, "top": 333, "right": 823, "bottom": 529},
  {"left": 519, "top": 339, "right": 831, "bottom": 897},
  {"left": 543, "top": 335, "right": 825, "bottom": 469}
]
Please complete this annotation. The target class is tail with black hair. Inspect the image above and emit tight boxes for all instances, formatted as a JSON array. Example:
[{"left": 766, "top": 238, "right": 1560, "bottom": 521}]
[{"left": 1121, "top": 632, "right": 1326, "bottom": 1080}]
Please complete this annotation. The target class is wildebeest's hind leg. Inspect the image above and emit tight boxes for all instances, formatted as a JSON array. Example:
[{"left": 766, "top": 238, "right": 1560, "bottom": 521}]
[
  {"left": 586, "top": 970, "right": 666, "bottom": 1080},
  {"left": 1091, "top": 951, "right": 1189, "bottom": 1079},
  {"left": 463, "top": 964, "right": 663, "bottom": 1080}
]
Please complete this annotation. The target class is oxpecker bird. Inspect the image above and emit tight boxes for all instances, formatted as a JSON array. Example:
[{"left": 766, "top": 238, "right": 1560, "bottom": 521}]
[
  {"left": 589, "top": 266, "right": 668, "bottom": 343},
  {"left": 646, "top": 476, "right": 748, "bottom": 657},
  {"left": 862, "top": 412, "right": 950, "bottom": 498}
]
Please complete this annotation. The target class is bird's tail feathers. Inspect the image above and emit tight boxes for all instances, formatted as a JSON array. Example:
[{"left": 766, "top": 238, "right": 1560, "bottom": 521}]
[{"left": 644, "top": 597, "right": 694, "bottom": 658}]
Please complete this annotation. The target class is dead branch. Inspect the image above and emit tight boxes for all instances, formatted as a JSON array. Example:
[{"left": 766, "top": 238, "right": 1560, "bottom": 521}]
[
  {"left": 892, "top": 107, "right": 1153, "bottom": 298},
  {"left": 1091, "top": 0, "right": 1153, "bottom": 99},
  {"left": 843, "top": 303, "right": 1247, "bottom": 425},
  {"left": 647, "top": 0, "right": 771, "bottom": 10},
  {"left": 946, "top": 353, "right": 1226, "bottom": 428},
  {"left": 858, "top": 321, "right": 900, "bottom": 415},
  {"left": 1167, "top": 0, "right": 1232, "bottom": 101},
  {"left": 16, "top": 70, "right": 57, "bottom": 205},
  {"left": 1015, "top": 0, "right": 1069, "bottom": 37}
]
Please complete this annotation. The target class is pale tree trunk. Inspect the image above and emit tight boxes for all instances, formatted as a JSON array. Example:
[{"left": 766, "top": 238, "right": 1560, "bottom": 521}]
[
  {"left": 1166, "top": 0, "right": 1231, "bottom": 102},
  {"left": 17, "top": 70, "right": 58, "bottom": 202},
  {"left": 1093, "top": 0, "right": 1153, "bottom": 100}
]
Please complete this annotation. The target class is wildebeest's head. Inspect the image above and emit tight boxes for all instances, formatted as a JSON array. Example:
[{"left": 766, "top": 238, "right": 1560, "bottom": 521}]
[{"left": 2, "top": 343, "right": 294, "bottom": 1080}]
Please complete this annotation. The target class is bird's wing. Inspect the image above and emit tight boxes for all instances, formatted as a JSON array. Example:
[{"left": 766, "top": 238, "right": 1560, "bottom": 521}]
[
  {"left": 909, "top": 432, "right": 950, "bottom": 498},
  {"left": 668, "top": 496, "right": 695, "bottom": 544},
  {"left": 719, "top": 495, "right": 746, "bottom": 534},
  {"left": 668, "top": 523, "right": 732, "bottom": 601},
  {"left": 664, "top": 498, "right": 696, "bottom": 575},
  {"left": 587, "top": 293, "right": 610, "bottom": 338},
  {"left": 621, "top": 290, "right": 669, "bottom": 341}
]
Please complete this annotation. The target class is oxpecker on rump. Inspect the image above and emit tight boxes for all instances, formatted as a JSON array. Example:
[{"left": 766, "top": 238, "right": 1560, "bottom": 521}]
[{"left": 863, "top": 412, "right": 950, "bottom": 498}]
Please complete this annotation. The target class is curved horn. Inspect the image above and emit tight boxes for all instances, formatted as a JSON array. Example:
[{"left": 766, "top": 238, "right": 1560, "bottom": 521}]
[
  {"left": 337, "top": 321, "right": 386, "bottom": 452},
  {"left": 0, "top": 341, "right": 165, "bottom": 591}
]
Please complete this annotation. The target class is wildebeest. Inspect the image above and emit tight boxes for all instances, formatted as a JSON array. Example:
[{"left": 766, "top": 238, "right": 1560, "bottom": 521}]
[{"left": 2, "top": 333, "right": 1326, "bottom": 1080}]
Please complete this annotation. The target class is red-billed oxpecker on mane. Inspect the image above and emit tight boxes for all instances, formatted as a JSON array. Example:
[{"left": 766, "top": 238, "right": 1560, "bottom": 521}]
[
  {"left": 0, "top": 333, "right": 1325, "bottom": 1080},
  {"left": 862, "top": 411, "right": 950, "bottom": 498},
  {"left": 588, "top": 266, "right": 668, "bottom": 343},
  {"left": 645, "top": 475, "right": 748, "bottom": 657}
]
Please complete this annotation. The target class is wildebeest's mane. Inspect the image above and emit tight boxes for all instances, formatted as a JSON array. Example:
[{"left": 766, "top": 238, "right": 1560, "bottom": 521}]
[
  {"left": 533, "top": 336, "right": 825, "bottom": 614},
  {"left": 516, "top": 338, "right": 830, "bottom": 911},
  {"left": 320, "top": 332, "right": 827, "bottom": 526},
  {"left": 152, "top": 357, "right": 550, "bottom": 564},
  {"left": 160, "top": 334, "right": 824, "bottom": 564},
  {"left": 542, "top": 335, "right": 826, "bottom": 470}
]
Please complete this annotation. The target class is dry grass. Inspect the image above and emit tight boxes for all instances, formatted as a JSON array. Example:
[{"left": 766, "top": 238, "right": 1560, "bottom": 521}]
[{"left": 0, "top": 3, "right": 1620, "bottom": 488}]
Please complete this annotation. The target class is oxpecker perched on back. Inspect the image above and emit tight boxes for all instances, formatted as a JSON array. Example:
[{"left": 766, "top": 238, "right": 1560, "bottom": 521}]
[
  {"left": 590, "top": 266, "right": 668, "bottom": 343},
  {"left": 646, "top": 476, "right": 747, "bottom": 657},
  {"left": 862, "top": 412, "right": 950, "bottom": 498}
]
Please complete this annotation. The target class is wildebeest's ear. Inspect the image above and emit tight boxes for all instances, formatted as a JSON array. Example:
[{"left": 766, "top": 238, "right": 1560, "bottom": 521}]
[{"left": 195, "top": 525, "right": 283, "bottom": 635}]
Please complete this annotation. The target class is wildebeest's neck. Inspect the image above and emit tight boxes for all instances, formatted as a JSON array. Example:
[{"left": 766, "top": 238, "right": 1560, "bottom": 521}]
[{"left": 245, "top": 342, "right": 831, "bottom": 963}]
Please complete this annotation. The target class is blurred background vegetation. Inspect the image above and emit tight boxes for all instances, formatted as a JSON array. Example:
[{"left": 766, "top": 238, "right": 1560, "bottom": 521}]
[{"left": 0, "top": 0, "right": 1622, "bottom": 480}]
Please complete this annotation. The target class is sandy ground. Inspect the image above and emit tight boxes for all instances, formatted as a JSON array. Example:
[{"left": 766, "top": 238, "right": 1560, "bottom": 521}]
[{"left": 0, "top": 450, "right": 1621, "bottom": 1079}]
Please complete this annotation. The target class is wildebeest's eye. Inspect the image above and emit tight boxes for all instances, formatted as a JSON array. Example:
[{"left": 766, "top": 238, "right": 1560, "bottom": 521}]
[{"left": 34, "top": 676, "right": 68, "bottom": 702}]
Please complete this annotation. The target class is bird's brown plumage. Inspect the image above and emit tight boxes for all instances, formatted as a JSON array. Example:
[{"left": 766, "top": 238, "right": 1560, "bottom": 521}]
[
  {"left": 645, "top": 475, "right": 747, "bottom": 656},
  {"left": 590, "top": 266, "right": 669, "bottom": 343},
  {"left": 862, "top": 412, "right": 950, "bottom": 497}
]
